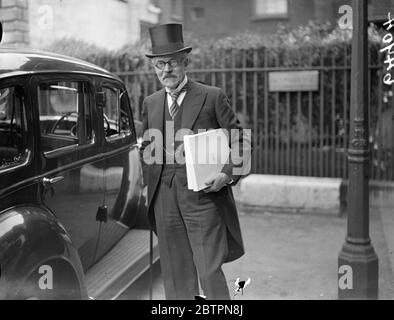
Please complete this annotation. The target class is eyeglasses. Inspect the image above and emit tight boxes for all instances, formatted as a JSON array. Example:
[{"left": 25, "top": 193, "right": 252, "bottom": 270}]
[{"left": 154, "top": 57, "right": 184, "bottom": 70}]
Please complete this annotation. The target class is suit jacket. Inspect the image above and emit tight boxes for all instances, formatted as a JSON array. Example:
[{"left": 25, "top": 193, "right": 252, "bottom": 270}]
[{"left": 139, "top": 79, "right": 250, "bottom": 262}]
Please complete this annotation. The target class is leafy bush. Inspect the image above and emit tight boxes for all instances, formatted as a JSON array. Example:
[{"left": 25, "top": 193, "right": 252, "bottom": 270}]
[
  {"left": 44, "top": 21, "right": 383, "bottom": 71},
  {"left": 44, "top": 37, "right": 149, "bottom": 71}
]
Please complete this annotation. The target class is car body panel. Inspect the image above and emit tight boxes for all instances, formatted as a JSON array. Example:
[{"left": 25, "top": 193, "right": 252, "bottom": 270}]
[
  {"left": 29, "top": 74, "right": 105, "bottom": 270},
  {"left": 0, "top": 206, "right": 88, "bottom": 299},
  {"left": 0, "top": 48, "right": 117, "bottom": 80},
  {"left": 0, "top": 48, "right": 146, "bottom": 299}
]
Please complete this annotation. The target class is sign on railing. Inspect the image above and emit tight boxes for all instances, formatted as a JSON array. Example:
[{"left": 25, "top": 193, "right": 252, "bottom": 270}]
[{"left": 269, "top": 71, "right": 319, "bottom": 92}]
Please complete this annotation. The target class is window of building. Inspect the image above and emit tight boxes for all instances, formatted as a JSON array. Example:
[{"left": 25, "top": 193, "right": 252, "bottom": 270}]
[
  {"left": 0, "top": 86, "right": 29, "bottom": 170},
  {"left": 253, "top": 0, "right": 288, "bottom": 19},
  {"left": 171, "top": 0, "right": 183, "bottom": 19},
  {"left": 191, "top": 7, "right": 205, "bottom": 21},
  {"left": 171, "top": 0, "right": 177, "bottom": 14},
  {"left": 38, "top": 81, "right": 94, "bottom": 153},
  {"left": 140, "top": 21, "right": 155, "bottom": 41}
]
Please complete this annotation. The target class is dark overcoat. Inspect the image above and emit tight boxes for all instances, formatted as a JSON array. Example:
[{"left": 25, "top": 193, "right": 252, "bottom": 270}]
[{"left": 140, "top": 79, "right": 249, "bottom": 262}]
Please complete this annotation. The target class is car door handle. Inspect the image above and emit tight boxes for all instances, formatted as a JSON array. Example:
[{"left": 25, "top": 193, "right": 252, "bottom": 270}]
[{"left": 42, "top": 176, "right": 64, "bottom": 186}]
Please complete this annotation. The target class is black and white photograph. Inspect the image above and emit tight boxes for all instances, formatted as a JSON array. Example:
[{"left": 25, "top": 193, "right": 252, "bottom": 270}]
[{"left": 0, "top": 0, "right": 394, "bottom": 311}]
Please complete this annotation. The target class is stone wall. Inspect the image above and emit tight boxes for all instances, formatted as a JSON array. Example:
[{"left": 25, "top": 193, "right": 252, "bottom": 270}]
[
  {"left": 1, "top": 0, "right": 162, "bottom": 50},
  {"left": 0, "top": 0, "right": 30, "bottom": 46}
]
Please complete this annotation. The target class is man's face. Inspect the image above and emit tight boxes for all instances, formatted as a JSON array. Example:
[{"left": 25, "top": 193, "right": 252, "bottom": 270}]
[{"left": 152, "top": 53, "right": 188, "bottom": 90}]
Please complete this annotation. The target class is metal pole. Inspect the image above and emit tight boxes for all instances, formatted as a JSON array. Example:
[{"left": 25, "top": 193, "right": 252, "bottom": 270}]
[
  {"left": 149, "top": 229, "right": 153, "bottom": 300},
  {"left": 338, "top": 0, "right": 378, "bottom": 299}
]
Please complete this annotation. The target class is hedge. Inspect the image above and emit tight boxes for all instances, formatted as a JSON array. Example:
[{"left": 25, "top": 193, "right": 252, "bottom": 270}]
[{"left": 44, "top": 21, "right": 383, "bottom": 71}]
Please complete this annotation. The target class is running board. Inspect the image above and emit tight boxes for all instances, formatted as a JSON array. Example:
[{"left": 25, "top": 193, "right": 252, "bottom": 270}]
[{"left": 85, "top": 229, "right": 159, "bottom": 300}]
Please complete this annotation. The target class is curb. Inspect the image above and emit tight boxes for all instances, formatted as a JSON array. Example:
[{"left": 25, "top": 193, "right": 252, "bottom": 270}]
[{"left": 233, "top": 174, "right": 394, "bottom": 216}]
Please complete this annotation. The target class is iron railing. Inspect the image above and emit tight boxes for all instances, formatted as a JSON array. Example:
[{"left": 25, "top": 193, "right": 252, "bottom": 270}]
[{"left": 110, "top": 48, "right": 393, "bottom": 181}]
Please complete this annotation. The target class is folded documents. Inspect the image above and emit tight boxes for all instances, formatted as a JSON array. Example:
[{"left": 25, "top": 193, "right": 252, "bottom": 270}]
[{"left": 184, "top": 129, "right": 230, "bottom": 191}]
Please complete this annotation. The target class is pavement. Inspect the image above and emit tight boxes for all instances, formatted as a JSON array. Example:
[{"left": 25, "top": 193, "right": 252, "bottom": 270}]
[{"left": 118, "top": 194, "right": 394, "bottom": 300}]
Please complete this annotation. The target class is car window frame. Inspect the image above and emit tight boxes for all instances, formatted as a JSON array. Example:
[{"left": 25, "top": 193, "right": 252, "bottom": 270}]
[
  {"left": 31, "top": 74, "right": 98, "bottom": 160},
  {"left": 100, "top": 79, "right": 136, "bottom": 147},
  {"left": 0, "top": 77, "right": 33, "bottom": 174}
]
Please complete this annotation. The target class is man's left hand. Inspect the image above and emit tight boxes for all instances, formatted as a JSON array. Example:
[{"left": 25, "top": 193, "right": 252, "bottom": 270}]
[{"left": 204, "top": 173, "right": 232, "bottom": 193}]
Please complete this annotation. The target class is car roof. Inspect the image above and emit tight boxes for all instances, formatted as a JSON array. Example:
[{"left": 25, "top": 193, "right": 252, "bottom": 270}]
[{"left": 0, "top": 47, "right": 121, "bottom": 81}]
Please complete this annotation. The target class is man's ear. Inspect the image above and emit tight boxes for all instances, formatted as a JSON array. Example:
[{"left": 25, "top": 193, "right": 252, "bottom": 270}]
[{"left": 184, "top": 56, "right": 190, "bottom": 67}]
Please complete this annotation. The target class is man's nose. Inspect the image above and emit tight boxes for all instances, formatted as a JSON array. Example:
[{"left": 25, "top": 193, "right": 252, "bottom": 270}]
[{"left": 163, "top": 63, "right": 172, "bottom": 72}]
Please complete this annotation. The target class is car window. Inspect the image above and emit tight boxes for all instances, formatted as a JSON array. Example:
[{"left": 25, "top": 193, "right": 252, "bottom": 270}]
[
  {"left": 0, "top": 86, "right": 29, "bottom": 170},
  {"left": 38, "top": 81, "right": 94, "bottom": 153},
  {"left": 103, "top": 86, "right": 132, "bottom": 140}
]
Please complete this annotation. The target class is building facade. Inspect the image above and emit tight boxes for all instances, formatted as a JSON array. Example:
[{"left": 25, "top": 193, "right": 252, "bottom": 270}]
[
  {"left": 0, "top": 0, "right": 167, "bottom": 50},
  {"left": 155, "top": 0, "right": 184, "bottom": 24},
  {"left": 140, "top": 0, "right": 184, "bottom": 41},
  {"left": 183, "top": 0, "right": 394, "bottom": 40}
]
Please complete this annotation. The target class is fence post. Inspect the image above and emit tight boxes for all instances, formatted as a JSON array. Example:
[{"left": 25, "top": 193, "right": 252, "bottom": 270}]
[{"left": 253, "top": 50, "right": 258, "bottom": 173}]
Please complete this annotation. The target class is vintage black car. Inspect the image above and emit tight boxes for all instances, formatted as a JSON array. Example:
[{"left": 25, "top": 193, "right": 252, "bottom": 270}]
[{"left": 0, "top": 47, "right": 157, "bottom": 299}]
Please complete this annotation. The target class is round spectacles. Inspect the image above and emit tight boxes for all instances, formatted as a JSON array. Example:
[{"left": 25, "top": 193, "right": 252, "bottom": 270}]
[{"left": 154, "top": 58, "right": 184, "bottom": 70}]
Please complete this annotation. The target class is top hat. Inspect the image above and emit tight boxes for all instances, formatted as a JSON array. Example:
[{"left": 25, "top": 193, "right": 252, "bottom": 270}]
[{"left": 145, "top": 23, "right": 192, "bottom": 58}]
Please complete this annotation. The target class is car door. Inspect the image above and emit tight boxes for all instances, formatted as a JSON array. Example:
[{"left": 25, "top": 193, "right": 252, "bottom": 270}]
[
  {"left": 32, "top": 75, "right": 106, "bottom": 271},
  {"left": 92, "top": 79, "right": 144, "bottom": 261},
  {"left": 0, "top": 78, "right": 37, "bottom": 212}
]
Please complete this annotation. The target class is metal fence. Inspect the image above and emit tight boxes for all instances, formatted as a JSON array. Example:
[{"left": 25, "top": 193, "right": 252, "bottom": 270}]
[{"left": 113, "top": 47, "right": 394, "bottom": 181}]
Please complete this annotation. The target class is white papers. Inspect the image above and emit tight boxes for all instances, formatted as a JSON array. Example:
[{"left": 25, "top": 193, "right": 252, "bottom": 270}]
[{"left": 184, "top": 129, "right": 230, "bottom": 191}]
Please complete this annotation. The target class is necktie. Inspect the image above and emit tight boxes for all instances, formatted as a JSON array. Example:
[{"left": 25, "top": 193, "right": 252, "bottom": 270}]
[{"left": 169, "top": 84, "right": 187, "bottom": 119}]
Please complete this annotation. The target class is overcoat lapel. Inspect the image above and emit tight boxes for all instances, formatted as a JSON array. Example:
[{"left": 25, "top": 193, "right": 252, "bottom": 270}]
[
  {"left": 149, "top": 80, "right": 206, "bottom": 132},
  {"left": 181, "top": 79, "right": 207, "bottom": 130}
]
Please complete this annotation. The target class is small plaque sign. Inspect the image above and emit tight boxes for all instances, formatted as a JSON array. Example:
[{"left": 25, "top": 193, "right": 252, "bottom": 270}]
[{"left": 269, "top": 71, "right": 319, "bottom": 92}]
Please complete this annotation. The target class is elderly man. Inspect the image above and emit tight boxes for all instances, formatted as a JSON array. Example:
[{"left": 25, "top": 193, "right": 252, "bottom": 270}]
[{"left": 140, "top": 23, "right": 249, "bottom": 300}]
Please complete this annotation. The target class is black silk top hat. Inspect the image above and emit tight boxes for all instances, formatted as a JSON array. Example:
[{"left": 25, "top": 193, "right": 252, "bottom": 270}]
[{"left": 146, "top": 23, "right": 192, "bottom": 58}]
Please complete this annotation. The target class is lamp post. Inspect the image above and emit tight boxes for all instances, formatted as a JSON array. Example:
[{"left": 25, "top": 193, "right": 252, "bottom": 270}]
[{"left": 338, "top": 0, "right": 379, "bottom": 300}]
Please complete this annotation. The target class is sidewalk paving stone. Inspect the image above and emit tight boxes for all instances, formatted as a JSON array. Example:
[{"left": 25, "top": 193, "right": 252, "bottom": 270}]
[{"left": 119, "top": 206, "right": 394, "bottom": 300}]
